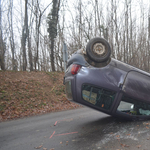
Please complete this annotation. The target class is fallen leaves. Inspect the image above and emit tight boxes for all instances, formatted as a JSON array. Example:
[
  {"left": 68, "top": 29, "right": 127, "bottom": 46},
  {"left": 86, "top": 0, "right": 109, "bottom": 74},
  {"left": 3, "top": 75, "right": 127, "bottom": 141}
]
[
  {"left": 120, "top": 143, "right": 129, "bottom": 148},
  {"left": 143, "top": 122, "right": 150, "bottom": 126},
  {"left": 35, "top": 145, "right": 43, "bottom": 149},
  {"left": 0, "top": 71, "right": 81, "bottom": 122},
  {"left": 116, "top": 135, "right": 120, "bottom": 140},
  {"left": 0, "top": 114, "right": 2, "bottom": 121},
  {"left": 137, "top": 145, "right": 141, "bottom": 148},
  {"left": 14, "top": 111, "right": 19, "bottom": 115},
  {"left": 34, "top": 145, "right": 48, "bottom": 150}
]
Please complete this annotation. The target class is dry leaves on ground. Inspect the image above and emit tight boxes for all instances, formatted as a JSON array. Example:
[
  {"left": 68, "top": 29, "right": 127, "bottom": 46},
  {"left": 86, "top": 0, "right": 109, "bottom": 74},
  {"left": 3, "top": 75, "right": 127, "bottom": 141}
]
[{"left": 0, "top": 71, "right": 81, "bottom": 122}]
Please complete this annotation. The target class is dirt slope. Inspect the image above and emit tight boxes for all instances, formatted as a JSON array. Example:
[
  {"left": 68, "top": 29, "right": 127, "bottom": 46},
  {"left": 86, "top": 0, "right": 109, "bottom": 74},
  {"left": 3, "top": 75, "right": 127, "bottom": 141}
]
[{"left": 0, "top": 71, "right": 80, "bottom": 122}]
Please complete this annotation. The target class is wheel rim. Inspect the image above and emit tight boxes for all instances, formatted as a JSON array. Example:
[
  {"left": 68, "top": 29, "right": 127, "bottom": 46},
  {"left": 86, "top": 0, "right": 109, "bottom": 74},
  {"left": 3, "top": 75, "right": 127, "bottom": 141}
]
[{"left": 93, "top": 43, "right": 106, "bottom": 56}]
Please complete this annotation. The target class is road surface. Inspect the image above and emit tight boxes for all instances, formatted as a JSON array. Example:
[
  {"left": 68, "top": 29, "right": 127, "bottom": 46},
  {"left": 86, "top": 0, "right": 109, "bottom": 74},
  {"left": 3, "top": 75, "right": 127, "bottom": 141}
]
[{"left": 0, "top": 107, "right": 150, "bottom": 150}]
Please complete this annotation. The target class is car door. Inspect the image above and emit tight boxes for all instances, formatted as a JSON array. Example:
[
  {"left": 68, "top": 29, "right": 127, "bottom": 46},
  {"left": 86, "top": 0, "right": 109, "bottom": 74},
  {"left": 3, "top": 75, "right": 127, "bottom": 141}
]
[
  {"left": 116, "top": 71, "right": 150, "bottom": 118},
  {"left": 122, "top": 71, "right": 150, "bottom": 102}
]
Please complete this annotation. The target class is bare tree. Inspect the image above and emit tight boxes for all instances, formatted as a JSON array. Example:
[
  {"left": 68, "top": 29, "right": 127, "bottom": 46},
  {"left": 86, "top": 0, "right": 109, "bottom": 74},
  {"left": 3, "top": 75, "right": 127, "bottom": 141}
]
[
  {"left": 0, "top": 0, "right": 149, "bottom": 73},
  {"left": 0, "top": 0, "right": 5, "bottom": 70},
  {"left": 27, "top": 0, "right": 52, "bottom": 71},
  {"left": 8, "top": 0, "right": 16, "bottom": 70},
  {"left": 47, "top": 0, "right": 60, "bottom": 71},
  {"left": 21, "top": 0, "right": 28, "bottom": 71}
]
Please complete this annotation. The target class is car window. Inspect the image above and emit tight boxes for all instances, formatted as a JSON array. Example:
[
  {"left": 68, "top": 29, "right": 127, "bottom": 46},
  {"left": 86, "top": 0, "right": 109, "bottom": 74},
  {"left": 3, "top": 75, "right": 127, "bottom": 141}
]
[
  {"left": 65, "top": 81, "right": 72, "bottom": 100},
  {"left": 117, "top": 95, "right": 150, "bottom": 116},
  {"left": 82, "top": 84, "right": 116, "bottom": 110}
]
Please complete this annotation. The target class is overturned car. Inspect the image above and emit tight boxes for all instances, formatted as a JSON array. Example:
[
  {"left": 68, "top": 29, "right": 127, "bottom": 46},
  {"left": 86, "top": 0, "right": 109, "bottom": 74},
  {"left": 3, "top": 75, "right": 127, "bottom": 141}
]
[{"left": 64, "top": 37, "right": 150, "bottom": 120}]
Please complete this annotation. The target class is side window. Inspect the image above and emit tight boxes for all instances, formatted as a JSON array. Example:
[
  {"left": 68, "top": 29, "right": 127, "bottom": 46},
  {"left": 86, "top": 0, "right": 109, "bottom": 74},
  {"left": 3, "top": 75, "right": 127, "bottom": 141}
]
[
  {"left": 117, "top": 95, "right": 150, "bottom": 116},
  {"left": 82, "top": 84, "right": 116, "bottom": 110}
]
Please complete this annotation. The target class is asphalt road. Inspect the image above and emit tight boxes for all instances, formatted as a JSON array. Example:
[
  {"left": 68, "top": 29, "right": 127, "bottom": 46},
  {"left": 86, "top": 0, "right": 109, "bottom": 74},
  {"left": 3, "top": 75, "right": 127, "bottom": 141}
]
[{"left": 0, "top": 107, "right": 150, "bottom": 150}]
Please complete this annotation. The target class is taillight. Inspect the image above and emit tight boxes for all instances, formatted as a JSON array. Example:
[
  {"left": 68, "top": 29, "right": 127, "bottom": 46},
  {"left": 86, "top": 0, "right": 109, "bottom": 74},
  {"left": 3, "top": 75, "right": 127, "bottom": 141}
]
[{"left": 71, "top": 64, "right": 81, "bottom": 75}]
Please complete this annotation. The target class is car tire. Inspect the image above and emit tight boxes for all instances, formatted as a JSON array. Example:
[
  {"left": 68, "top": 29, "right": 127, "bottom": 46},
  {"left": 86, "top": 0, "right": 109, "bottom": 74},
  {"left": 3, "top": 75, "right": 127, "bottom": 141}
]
[{"left": 86, "top": 37, "right": 111, "bottom": 63}]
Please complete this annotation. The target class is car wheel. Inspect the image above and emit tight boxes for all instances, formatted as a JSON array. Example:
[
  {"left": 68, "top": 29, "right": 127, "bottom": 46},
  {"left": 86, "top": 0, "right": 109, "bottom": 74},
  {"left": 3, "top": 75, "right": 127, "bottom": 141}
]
[{"left": 86, "top": 37, "right": 111, "bottom": 63}]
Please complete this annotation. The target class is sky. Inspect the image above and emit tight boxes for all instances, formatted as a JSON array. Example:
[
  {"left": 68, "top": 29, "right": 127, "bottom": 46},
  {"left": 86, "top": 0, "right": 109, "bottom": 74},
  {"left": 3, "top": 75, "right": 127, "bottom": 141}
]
[{"left": 1, "top": 0, "right": 150, "bottom": 43}]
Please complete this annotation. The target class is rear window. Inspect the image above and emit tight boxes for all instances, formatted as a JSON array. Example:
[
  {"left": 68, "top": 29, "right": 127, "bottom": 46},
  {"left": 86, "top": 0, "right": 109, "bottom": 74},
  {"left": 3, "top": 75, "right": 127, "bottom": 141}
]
[
  {"left": 65, "top": 81, "right": 72, "bottom": 100},
  {"left": 82, "top": 84, "right": 116, "bottom": 110}
]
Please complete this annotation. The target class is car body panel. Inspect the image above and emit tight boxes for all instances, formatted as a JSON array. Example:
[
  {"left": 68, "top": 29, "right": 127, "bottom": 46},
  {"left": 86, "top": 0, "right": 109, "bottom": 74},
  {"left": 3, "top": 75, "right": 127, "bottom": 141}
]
[{"left": 123, "top": 71, "right": 150, "bottom": 102}]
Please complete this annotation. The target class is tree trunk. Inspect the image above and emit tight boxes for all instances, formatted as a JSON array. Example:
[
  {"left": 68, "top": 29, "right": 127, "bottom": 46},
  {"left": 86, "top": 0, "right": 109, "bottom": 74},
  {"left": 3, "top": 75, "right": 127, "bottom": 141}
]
[
  {"left": 0, "top": 0, "right": 5, "bottom": 70},
  {"left": 28, "top": 33, "right": 33, "bottom": 71},
  {"left": 50, "top": 38, "right": 55, "bottom": 71},
  {"left": 21, "top": 0, "right": 28, "bottom": 71},
  {"left": 47, "top": 0, "right": 60, "bottom": 71},
  {"left": 8, "top": 0, "right": 15, "bottom": 70}
]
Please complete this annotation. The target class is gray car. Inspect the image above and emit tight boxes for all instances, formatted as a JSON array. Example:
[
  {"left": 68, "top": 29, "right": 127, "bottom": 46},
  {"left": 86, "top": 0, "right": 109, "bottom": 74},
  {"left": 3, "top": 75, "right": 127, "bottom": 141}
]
[{"left": 64, "top": 37, "right": 150, "bottom": 120}]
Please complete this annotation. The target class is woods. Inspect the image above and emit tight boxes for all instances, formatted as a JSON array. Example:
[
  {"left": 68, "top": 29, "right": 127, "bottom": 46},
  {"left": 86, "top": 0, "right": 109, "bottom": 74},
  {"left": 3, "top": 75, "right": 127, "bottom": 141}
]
[{"left": 0, "top": 0, "right": 150, "bottom": 72}]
